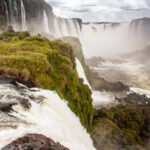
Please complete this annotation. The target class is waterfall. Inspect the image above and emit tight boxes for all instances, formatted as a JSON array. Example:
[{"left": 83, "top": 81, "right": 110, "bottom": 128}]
[
  {"left": 8, "top": 0, "right": 15, "bottom": 24},
  {"left": 43, "top": 10, "right": 50, "bottom": 33},
  {"left": 0, "top": 82, "right": 95, "bottom": 150},
  {"left": 4, "top": 1, "right": 9, "bottom": 27},
  {"left": 8, "top": 0, "right": 19, "bottom": 30},
  {"left": 76, "top": 58, "right": 91, "bottom": 88},
  {"left": 20, "top": 0, "right": 27, "bottom": 31},
  {"left": 75, "top": 58, "right": 117, "bottom": 109},
  {"left": 60, "top": 19, "right": 69, "bottom": 36}
]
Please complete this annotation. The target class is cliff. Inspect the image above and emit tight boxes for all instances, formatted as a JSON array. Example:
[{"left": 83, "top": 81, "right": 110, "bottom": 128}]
[{"left": 0, "top": 29, "right": 93, "bottom": 131}]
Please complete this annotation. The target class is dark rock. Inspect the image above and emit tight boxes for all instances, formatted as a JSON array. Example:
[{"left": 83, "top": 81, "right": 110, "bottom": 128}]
[
  {"left": 2, "top": 134, "right": 69, "bottom": 150},
  {"left": 0, "top": 102, "right": 17, "bottom": 112},
  {"left": 8, "top": 26, "right": 14, "bottom": 32},
  {"left": 2, "top": 95, "right": 31, "bottom": 109},
  {"left": 79, "top": 78, "right": 84, "bottom": 84},
  {"left": 115, "top": 92, "right": 150, "bottom": 106},
  {"left": 89, "top": 69, "right": 129, "bottom": 92},
  {"left": 0, "top": 71, "right": 35, "bottom": 88}
]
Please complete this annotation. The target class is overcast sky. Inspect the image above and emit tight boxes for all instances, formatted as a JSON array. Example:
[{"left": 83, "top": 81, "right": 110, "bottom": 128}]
[{"left": 45, "top": 0, "right": 150, "bottom": 22}]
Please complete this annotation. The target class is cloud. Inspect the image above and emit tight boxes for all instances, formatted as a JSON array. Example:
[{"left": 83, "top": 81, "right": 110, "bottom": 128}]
[{"left": 45, "top": 0, "right": 150, "bottom": 22}]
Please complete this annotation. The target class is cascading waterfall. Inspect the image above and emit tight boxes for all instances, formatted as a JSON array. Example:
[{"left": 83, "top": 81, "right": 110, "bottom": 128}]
[
  {"left": 75, "top": 58, "right": 116, "bottom": 109},
  {"left": 8, "top": 0, "right": 19, "bottom": 30},
  {"left": 20, "top": 0, "right": 27, "bottom": 31},
  {"left": 61, "top": 19, "right": 70, "bottom": 37},
  {"left": 52, "top": 15, "right": 81, "bottom": 38},
  {"left": 4, "top": 0, "right": 26, "bottom": 31},
  {"left": 43, "top": 10, "right": 50, "bottom": 33},
  {"left": 53, "top": 17, "right": 62, "bottom": 37},
  {"left": 4, "top": 1, "right": 9, "bottom": 27},
  {"left": 0, "top": 82, "right": 95, "bottom": 150},
  {"left": 1, "top": 0, "right": 150, "bottom": 56},
  {"left": 8, "top": 0, "right": 15, "bottom": 24},
  {"left": 76, "top": 58, "right": 91, "bottom": 88}
]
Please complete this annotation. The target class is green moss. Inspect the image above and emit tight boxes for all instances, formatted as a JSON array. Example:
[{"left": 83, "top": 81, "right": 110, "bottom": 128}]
[
  {"left": 0, "top": 31, "right": 93, "bottom": 131},
  {"left": 93, "top": 104, "right": 150, "bottom": 149},
  {"left": 61, "top": 37, "right": 90, "bottom": 82}
]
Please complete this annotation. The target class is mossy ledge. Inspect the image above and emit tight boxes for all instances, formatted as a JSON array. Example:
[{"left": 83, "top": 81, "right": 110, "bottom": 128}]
[
  {"left": 0, "top": 29, "right": 93, "bottom": 131},
  {"left": 92, "top": 104, "right": 150, "bottom": 150}
]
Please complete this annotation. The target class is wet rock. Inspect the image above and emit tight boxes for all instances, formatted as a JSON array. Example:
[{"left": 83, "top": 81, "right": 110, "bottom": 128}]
[
  {"left": 116, "top": 92, "right": 150, "bottom": 106},
  {"left": 0, "top": 102, "right": 17, "bottom": 112},
  {"left": 2, "top": 134, "right": 69, "bottom": 150},
  {"left": 1, "top": 94, "right": 31, "bottom": 109}
]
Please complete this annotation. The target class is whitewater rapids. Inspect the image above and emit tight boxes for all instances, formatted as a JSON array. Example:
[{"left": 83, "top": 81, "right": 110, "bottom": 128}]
[
  {"left": 0, "top": 82, "right": 95, "bottom": 150},
  {"left": 76, "top": 58, "right": 117, "bottom": 108}
]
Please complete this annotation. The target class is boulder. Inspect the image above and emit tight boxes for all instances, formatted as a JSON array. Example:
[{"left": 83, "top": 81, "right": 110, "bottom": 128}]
[{"left": 2, "top": 134, "right": 69, "bottom": 150}]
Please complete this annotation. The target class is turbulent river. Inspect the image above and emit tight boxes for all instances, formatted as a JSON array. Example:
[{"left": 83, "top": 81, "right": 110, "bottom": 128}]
[{"left": 0, "top": 81, "right": 95, "bottom": 150}]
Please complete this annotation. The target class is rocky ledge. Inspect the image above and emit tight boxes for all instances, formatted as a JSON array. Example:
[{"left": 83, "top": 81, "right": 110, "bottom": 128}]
[{"left": 2, "top": 134, "right": 69, "bottom": 150}]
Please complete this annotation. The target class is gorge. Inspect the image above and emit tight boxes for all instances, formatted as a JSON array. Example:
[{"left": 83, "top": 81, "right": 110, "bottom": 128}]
[{"left": 0, "top": 0, "right": 150, "bottom": 150}]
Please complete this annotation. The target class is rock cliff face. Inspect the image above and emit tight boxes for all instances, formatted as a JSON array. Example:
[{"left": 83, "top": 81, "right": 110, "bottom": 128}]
[{"left": 0, "top": 29, "right": 93, "bottom": 131}]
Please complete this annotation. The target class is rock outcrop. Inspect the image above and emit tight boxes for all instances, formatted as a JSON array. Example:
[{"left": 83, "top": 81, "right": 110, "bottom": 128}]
[
  {"left": 0, "top": 29, "right": 93, "bottom": 131},
  {"left": 92, "top": 104, "right": 150, "bottom": 150},
  {"left": 2, "top": 134, "right": 69, "bottom": 150}
]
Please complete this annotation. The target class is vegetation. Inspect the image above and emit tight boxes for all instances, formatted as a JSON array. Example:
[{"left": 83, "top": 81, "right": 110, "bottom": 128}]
[
  {"left": 61, "top": 37, "right": 129, "bottom": 92},
  {"left": 0, "top": 28, "right": 93, "bottom": 131},
  {"left": 92, "top": 104, "right": 150, "bottom": 150},
  {"left": 61, "top": 37, "right": 90, "bottom": 84}
]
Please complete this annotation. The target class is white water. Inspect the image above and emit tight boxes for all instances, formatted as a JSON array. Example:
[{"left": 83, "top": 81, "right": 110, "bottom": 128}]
[
  {"left": 0, "top": 83, "right": 95, "bottom": 150},
  {"left": 130, "top": 87, "right": 150, "bottom": 98},
  {"left": 9, "top": 0, "right": 15, "bottom": 24},
  {"left": 4, "top": 1, "right": 9, "bottom": 27},
  {"left": 3, "top": 1, "right": 150, "bottom": 57},
  {"left": 81, "top": 23, "right": 145, "bottom": 58},
  {"left": 91, "top": 60, "right": 150, "bottom": 90},
  {"left": 76, "top": 58, "right": 91, "bottom": 88},
  {"left": 43, "top": 10, "right": 50, "bottom": 33},
  {"left": 20, "top": 0, "right": 27, "bottom": 31},
  {"left": 6, "top": 0, "right": 20, "bottom": 30},
  {"left": 75, "top": 58, "right": 116, "bottom": 108}
]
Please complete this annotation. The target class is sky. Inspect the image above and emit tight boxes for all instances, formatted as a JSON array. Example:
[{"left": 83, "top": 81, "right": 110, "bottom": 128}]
[{"left": 45, "top": 0, "right": 150, "bottom": 22}]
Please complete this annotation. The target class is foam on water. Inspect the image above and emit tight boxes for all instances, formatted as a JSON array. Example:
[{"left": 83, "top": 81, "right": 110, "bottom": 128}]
[
  {"left": 0, "top": 83, "right": 95, "bottom": 150},
  {"left": 92, "top": 60, "right": 148, "bottom": 84},
  {"left": 130, "top": 87, "right": 150, "bottom": 98}
]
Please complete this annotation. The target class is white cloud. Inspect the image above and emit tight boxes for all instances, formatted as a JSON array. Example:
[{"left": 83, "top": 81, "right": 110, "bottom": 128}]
[{"left": 45, "top": 0, "right": 150, "bottom": 22}]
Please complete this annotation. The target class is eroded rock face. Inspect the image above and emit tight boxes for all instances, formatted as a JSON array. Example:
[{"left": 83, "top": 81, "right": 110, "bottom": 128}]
[{"left": 2, "top": 134, "right": 69, "bottom": 150}]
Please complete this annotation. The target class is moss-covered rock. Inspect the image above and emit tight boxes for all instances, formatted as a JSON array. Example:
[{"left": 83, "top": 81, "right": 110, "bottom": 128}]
[
  {"left": 0, "top": 30, "right": 93, "bottom": 131},
  {"left": 92, "top": 104, "right": 150, "bottom": 150},
  {"left": 61, "top": 37, "right": 91, "bottom": 84},
  {"left": 61, "top": 37, "right": 129, "bottom": 92}
]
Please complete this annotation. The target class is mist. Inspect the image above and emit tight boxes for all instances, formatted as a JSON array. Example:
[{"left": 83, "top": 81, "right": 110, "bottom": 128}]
[{"left": 81, "top": 19, "right": 150, "bottom": 58}]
